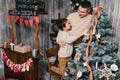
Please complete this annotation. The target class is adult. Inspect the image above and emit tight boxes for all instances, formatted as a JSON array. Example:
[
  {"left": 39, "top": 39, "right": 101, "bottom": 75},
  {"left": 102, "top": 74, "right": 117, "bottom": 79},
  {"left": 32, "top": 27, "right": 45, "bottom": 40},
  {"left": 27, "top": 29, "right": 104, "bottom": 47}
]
[{"left": 67, "top": 0, "right": 93, "bottom": 58}]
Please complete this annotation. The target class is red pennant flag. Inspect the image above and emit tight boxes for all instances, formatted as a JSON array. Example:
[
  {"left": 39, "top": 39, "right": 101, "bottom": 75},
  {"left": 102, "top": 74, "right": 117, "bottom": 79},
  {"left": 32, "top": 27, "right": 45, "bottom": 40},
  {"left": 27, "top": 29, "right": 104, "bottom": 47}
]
[
  {"left": 8, "top": 15, "right": 13, "bottom": 20},
  {"left": 15, "top": 16, "right": 19, "bottom": 22},
  {"left": 34, "top": 16, "right": 39, "bottom": 23},
  {"left": 2, "top": 77, "right": 6, "bottom": 80},
  {"left": 29, "top": 19, "right": 33, "bottom": 27},
  {"left": 19, "top": 18, "right": 23, "bottom": 26},
  {"left": 24, "top": 20, "right": 29, "bottom": 26}
]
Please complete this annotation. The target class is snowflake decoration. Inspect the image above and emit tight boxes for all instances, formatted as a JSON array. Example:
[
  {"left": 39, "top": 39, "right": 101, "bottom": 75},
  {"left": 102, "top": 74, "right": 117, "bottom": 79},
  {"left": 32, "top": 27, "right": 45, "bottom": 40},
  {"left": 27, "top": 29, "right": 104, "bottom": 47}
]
[
  {"left": 98, "top": 64, "right": 116, "bottom": 80},
  {"left": 83, "top": 62, "right": 87, "bottom": 67}
]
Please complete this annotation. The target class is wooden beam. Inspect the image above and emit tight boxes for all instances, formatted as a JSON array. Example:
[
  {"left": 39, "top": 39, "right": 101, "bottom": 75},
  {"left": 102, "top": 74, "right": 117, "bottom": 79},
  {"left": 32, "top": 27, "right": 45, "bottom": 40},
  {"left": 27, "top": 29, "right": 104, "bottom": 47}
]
[
  {"left": 10, "top": 16, "right": 14, "bottom": 43},
  {"left": 35, "top": 20, "right": 39, "bottom": 50}
]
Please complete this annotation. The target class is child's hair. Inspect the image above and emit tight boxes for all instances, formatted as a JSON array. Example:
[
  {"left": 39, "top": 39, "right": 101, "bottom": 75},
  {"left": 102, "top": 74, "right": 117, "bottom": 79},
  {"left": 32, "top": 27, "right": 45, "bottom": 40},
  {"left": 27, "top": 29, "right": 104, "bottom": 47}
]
[{"left": 58, "top": 19, "right": 68, "bottom": 31}]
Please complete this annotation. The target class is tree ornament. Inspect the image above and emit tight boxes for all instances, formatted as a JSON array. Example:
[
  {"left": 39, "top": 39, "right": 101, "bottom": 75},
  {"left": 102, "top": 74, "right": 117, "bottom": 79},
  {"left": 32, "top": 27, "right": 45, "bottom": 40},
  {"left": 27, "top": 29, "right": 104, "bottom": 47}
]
[
  {"left": 98, "top": 64, "right": 116, "bottom": 80},
  {"left": 77, "top": 70, "right": 82, "bottom": 78},
  {"left": 75, "top": 3, "right": 79, "bottom": 6},
  {"left": 71, "top": 69, "right": 76, "bottom": 75},
  {"left": 64, "top": 72, "right": 68, "bottom": 76},
  {"left": 92, "top": 26, "right": 96, "bottom": 34},
  {"left": 76, "top": 70, "right": 82, "bottom": 80},
  {"left": 96, "top": 33, "right": 108, "bottom": 44},
  {"left": 83, "top": 62, "right": 87, "bottom": 67},
  {"left": 74, "top": 51, "right": 82, "bottom": 61},
  {"left": 96, "top": 33, "right": 101, "bottom": 39},
  {"left": 96, "top": 62, "right": 98, "bottom": 69},
  {"left": 110, "top": 64, "right": 118, "bottom": 72},
  {"left": 90, "top": 47, "right": 95, "bottom": 56},
  {"left": 70, "top": 0, "right": 82, "bottom": 11}
]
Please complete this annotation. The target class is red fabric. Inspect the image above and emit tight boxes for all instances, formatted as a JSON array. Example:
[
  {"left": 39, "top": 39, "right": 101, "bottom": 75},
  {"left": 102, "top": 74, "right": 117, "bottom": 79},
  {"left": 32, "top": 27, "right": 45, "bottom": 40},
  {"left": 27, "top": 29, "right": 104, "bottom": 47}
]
[
  {"left": 19, "top": 18, "right": 23, "bottom": 26},
  {"left": 29, "top": 19, "right": 33, "bottom": 27},
  {"left": 8, "top": 15, "right": 13, "bottom": 20},
  {"left": 2, "top": 77, "right": 6, "bottom": 80},
  {"left": 34, "top": 16, "right": 39, "bottom": 23},
  {"left": 24, "top": 20, "right": 29, "bottom": 26},
  {"left": 15, "top": 16, "right": 19, "bottom": 22}
]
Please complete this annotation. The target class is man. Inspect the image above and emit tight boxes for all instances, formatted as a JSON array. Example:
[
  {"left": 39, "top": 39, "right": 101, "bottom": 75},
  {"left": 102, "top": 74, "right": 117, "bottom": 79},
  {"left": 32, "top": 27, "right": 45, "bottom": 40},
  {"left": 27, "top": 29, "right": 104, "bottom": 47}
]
[
  {"left": 67, "top": 0, "right": 92, "bottom": 45},
  {"left": 58, "top": 0, "right": 93, "bottom": 58}
]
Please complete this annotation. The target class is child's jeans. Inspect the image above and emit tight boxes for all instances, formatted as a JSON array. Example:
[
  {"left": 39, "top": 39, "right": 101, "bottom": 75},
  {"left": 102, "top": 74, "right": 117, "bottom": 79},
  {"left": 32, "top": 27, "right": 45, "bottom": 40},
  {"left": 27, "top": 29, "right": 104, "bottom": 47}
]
[{"left": 51, "top": 56, "right": 70, "bottom": 75}]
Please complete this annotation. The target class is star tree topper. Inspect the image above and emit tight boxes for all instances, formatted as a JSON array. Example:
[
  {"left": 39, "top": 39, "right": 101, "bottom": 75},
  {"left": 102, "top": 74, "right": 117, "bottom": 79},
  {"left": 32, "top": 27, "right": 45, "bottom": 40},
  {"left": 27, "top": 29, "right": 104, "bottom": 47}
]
[{"left": 98, "top": 64, "right": 116, "bottom": 80}]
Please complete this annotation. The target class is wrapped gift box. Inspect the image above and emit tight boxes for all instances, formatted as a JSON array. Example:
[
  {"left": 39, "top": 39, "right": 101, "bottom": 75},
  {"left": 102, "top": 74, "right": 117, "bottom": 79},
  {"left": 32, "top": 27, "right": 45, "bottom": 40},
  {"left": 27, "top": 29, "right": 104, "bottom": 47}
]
[
  {"left": 3, "top": 41, "right": 8, "bottom": 48},
  {"left": 14, "top": 45, "right": 31, "bottom": 53}
]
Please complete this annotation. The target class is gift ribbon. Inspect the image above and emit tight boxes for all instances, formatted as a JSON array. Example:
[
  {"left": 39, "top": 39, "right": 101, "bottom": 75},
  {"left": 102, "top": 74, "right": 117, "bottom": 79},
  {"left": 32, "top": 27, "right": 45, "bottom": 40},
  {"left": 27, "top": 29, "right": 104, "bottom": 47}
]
[
  {"left": 76, "top": 4, "right": 103, "bottom": 80},
  {"left": 85, "top": 4, "right": 103, "bottom": 80},
  {"left": 86, "top": 27, "right": 93, "bottom": 80}
]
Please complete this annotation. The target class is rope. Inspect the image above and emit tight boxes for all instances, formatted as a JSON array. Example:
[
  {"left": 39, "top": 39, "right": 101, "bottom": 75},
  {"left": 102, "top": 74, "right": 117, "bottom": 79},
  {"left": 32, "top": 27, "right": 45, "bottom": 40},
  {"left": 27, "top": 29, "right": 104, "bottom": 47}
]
[{"left": 86, "top": 27, "right": 93, "bottom": 80}]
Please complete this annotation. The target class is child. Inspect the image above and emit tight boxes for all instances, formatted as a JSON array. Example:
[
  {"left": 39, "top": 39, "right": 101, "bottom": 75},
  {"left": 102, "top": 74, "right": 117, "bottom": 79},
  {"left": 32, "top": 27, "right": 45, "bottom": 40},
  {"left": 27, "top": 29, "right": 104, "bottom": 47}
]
[{"left": 51, "top": 19, "right": 88, "bottom": 75}]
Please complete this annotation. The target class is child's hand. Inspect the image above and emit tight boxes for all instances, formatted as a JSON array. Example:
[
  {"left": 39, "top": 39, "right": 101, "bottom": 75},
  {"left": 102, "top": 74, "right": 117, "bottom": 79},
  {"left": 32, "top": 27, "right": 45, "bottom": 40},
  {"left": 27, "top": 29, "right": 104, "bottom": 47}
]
[{"left": 57, "top": 40, "right": 66, "bottom": 48}]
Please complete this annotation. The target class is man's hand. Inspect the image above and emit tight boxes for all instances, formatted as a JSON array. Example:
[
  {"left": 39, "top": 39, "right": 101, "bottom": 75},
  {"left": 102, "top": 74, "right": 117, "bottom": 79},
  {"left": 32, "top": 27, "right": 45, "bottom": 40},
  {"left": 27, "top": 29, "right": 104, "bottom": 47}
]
[{"left": 82, "top": 29, "right": 88, "bottom": 35}]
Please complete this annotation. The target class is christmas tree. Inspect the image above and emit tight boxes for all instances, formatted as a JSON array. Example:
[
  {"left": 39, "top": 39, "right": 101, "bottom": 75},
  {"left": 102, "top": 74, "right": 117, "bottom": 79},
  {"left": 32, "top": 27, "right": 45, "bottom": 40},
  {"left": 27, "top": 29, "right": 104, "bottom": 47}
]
[
  {"left": 70, "top": 0, "right": 81, "bottom": 11},
  {"left": 63, "top": 6, "right": 120, "bottom": 80}
]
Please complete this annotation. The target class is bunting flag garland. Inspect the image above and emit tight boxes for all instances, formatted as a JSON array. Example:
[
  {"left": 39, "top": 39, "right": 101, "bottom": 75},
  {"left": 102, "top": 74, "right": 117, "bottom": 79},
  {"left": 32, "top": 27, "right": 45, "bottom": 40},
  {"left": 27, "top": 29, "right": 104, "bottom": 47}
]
[
  {"left": 8, "top": 15, "right": 13, "bottom": 20},
  {"left": 20, "top": 18, "right": 23, "bottom": 26},
  {"left": 34, "top": 16, "right": 40, "bottom": 23},
  {"left": 15, "top": 16, "right": 19, "bottom": 22},
  {"left": 29, "top": 19, "right": 33, "bottom": 27},
  {"left": 24, "top": 20, "right": 29, "bottom": 26},
  {"left": 2, "top": 51, "right": 33, "bottom": 73},
  {"left": 7, "top": 15, "right": 39, "bottom": 27}
]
